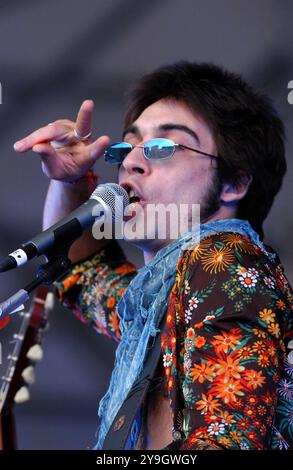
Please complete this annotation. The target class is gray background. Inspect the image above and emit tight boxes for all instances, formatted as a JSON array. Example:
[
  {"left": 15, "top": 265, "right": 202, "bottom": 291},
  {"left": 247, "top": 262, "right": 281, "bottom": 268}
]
[{"left": 0, "top": 0, "right": 292, "bottom": 449}]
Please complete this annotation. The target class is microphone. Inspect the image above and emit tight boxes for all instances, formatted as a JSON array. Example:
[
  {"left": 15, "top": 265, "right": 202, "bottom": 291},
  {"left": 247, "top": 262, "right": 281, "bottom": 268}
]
[{"left": 0, "top": 183, "right": 129, "bottom": 273}]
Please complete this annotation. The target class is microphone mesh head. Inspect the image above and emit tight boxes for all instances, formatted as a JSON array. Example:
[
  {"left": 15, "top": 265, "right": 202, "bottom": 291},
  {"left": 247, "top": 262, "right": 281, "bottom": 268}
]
[{"left": 90, "top": 183, "right": 129, "bottom": 219}]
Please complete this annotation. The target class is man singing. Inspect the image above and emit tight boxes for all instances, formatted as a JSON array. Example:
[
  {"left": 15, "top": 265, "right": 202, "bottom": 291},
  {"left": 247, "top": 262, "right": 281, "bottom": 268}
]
[{"left": 14, "top": 62, "right": 293, "bottom": 450}]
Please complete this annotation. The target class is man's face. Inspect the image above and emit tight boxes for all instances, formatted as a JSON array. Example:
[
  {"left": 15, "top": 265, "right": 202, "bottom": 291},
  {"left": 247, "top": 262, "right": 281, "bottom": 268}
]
[{"left": 118, "top": 98, "right": 220, "bottom": 254}]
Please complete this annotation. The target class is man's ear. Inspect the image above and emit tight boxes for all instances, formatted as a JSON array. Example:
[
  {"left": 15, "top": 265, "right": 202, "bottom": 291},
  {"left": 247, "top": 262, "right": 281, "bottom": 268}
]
[{"left": 220, "top": 174, "right": 252, "bottom": 205}]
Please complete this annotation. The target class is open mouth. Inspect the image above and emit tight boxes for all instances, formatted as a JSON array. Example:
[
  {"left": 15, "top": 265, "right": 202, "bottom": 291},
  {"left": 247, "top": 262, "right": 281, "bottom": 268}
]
[
  {"left": 121, "top": 185, "right": 145, "bottom": 221},
  {"left": 121, "top": 183, "right": 144, "bottom": 205},
  {"left": 128, "top": 188, "right": 141, "bottom": 205}
]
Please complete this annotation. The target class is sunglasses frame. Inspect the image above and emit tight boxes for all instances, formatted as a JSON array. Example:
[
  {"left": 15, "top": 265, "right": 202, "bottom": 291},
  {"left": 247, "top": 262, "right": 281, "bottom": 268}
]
[{"left": 104, "top": 138, "right": 220, "bottom": 165}]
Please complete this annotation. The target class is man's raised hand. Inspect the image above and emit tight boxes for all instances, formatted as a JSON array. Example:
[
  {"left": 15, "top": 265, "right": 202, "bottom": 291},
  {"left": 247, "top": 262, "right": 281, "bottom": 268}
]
[{"left": 14, "top": 100, "right": 110, "bottom": 182}]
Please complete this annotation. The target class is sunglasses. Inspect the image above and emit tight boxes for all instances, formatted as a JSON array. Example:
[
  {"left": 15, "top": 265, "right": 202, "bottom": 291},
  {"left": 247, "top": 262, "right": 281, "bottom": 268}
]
[{"left": 104, "top": 138, "right": 219, "bottom": 165}]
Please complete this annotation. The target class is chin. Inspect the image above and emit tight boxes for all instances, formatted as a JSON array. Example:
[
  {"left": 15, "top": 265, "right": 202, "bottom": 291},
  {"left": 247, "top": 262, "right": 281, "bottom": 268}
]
[{"left": 123, "top": 234, "right": 169, "bottom": 253}]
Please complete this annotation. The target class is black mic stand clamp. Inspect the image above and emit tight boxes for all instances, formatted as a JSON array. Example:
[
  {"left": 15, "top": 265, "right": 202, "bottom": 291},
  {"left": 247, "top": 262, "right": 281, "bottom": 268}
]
[{"left": 0, "top": 245, "right": 72, "bottom": 319}]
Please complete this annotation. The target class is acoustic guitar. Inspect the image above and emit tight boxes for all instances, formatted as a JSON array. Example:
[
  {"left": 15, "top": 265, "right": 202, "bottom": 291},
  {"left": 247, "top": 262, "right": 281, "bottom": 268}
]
[{"left": 0, "top": 286, "right": 54, "bottom": 449}]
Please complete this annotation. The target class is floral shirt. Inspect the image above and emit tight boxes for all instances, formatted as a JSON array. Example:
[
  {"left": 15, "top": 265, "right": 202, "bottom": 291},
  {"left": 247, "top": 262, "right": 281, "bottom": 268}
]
[{"left": 56, "top": 233, "right": 293, "bottom": 450}]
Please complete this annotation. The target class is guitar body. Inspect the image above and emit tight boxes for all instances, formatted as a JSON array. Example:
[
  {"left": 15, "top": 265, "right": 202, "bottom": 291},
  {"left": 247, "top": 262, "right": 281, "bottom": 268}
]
[
  {"left": 0, "top": 405, "right": 16, "bottom": 450},
  {"left": 0, "top": 286, "right": 53, "bottom": 449}
]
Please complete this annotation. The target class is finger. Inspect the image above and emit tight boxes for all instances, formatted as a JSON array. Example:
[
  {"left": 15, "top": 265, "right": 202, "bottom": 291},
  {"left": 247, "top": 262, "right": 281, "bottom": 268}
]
[
  {"left": 87, "top": 135, "right": 110, "bottom": 163},
  {"left": 31, "top": 143, "right": 56, "bottom": 159},
  {"left": 32, "top": 143, "right": 67, "bottom": 179},
  {"left": 14, "top": 123, "right": 71, "bottom": 153},
  {"left": 75, "top": 100, "right": 94, "bottom": 139}
]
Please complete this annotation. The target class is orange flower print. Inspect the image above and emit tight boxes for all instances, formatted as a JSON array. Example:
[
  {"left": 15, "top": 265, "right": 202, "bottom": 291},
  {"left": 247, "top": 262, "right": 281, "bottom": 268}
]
[
  {"left": 166, "top": 313, "right": 173, "bottom": 326},
  {"left": 221, "top": 233, "right": 254, "bottom": 253},
  {"left": 189, "top": 237, "right": 213, "bottom": 263},
  {"left": 107, "top": 297, "right": 116, "bottom": 308},
  {"left": 194, "top": 336, "right": 206, "bottom": 348},
  {"left": 252, "top": 327, "right": 267, "bottom": 339},
  {"left": 244, "top": 369, "right": 266, "bottom": 389},
  {"left": 276, "top": 299, "right": 286, "bottom": 311},
  {"left": 266, "top": 415, "right": 273, "bottom": 426},
  {"left": 109, "top": 310, "right": 120, "bottom": 336},
  {"left": 62, "top": 273, "right": 80, "bottom": 291},
  {"left": 257, "top": 405, "right": 267, "bottom": 416},
  {"left": 201, "top": 246, "right": 235, "bottom": 273},
  {"left": 251, "top": 340, "right": 266, "bottom": 354},
  {"left": 240, "top": 346, "right": 253, "bottom": 359},
  {"left": 262, "top": 392, "right": 273, "bottom": 406},
  {"left": 220, "top": 410, "right": 235, "bottom": 426},
  {"left": 229, "top": 430, "right": 242, "bottom": 444},
  {"left": 186, "top": 328, "right": 195, "bottom": 340},
  {"left": 244, "top": 407, "right": 256, "bottom": 419},
  {"left": 212, "top": 379, "right": 244, "bottom": 404},
  {"left": 258, "top": 352, "right": 270, "bottom": 368},
  {"left": 247, "top": 431, "right": 258, "bottom": 441},
  {"left": 253, "top": 418, "right": 262, "bottom": 429},
  {"left": 213, "top": 356, "right": 245, "bottom": 380},
  {"left": 247, "top": 395, "right": 258, "bottom": 406},
  {"left": 114, "top": 263, "right": 136, "bottom": 274},
  {"left": 188, "top": 427, "right": 206, "bottom": 440},
  {"left": 117, "top": 287, "right": 126, "bottom": 297},
  {"left": 168, "top": 377, "right": 174, "bottom": 390},
  {"left": 272, "top": 371, "right": 280, "bottom": 383},
  {"left": 211, "top": 329, "right": 242, "bottom": 354},
  {"left": 218, "top": 436, "right": 233, "bottom": 447},
  {"left": 259, "top": 308, "right": 276, "bottom": 324},
  {"left": 204, "top": 413, "right": 219, "bottom": 425},
  {"left": 268, "top": 322, "right": 280, "bottom": 338},
  {"left": 266, "top": 343, "right": 277, "bottom": 358},
  {"left": 259, "top": 424, "right": 267, "bottom": 436},
  {"left": 233, "top": 398, "right": 244, "bottom": 409},
  {"left": 238, "top": 419, "right": 250, "bottom": 431},
  {"left": 190, "top": 361, "right": 214, "bottom": 383},
  {"left": 195, "top": 393, "right": 221, "bottom": 414}
]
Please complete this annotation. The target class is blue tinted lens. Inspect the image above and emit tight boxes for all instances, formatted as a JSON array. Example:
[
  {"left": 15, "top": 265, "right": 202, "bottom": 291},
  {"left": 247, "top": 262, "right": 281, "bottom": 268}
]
[
  {"left": 104, "top": 142, "right": 132, "bottom": 164},
  {"left": 144, "top": 138, "right": 175, "bottom": 160}
]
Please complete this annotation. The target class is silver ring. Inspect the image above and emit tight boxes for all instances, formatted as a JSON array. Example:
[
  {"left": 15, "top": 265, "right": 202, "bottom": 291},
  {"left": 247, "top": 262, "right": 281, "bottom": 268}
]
[{"left": 73, "top": 128, "right": 92, "bottom": 141}]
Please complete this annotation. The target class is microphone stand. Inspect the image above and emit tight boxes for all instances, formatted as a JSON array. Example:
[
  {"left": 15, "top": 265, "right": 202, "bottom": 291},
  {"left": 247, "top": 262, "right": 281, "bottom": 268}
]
[{"left": 0, "top": 244, "right": 72, "bottom": 319}]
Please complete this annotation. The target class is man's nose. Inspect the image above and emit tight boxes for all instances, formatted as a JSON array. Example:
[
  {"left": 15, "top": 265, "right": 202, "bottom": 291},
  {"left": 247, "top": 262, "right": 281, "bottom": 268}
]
[{"left": 120, "top": 146, "right": 151, "bottom": 175}]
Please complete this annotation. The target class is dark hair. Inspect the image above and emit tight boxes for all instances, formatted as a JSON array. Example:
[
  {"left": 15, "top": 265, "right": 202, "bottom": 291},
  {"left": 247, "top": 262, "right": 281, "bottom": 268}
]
[{"left": 124, "top": 62, "right": 286, "bottom": 239}]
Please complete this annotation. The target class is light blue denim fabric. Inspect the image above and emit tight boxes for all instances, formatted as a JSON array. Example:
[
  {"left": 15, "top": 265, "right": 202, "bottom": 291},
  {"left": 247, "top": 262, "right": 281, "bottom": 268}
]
[{"left": 94, "top": 219, "right": 275, "bottom": 449}]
